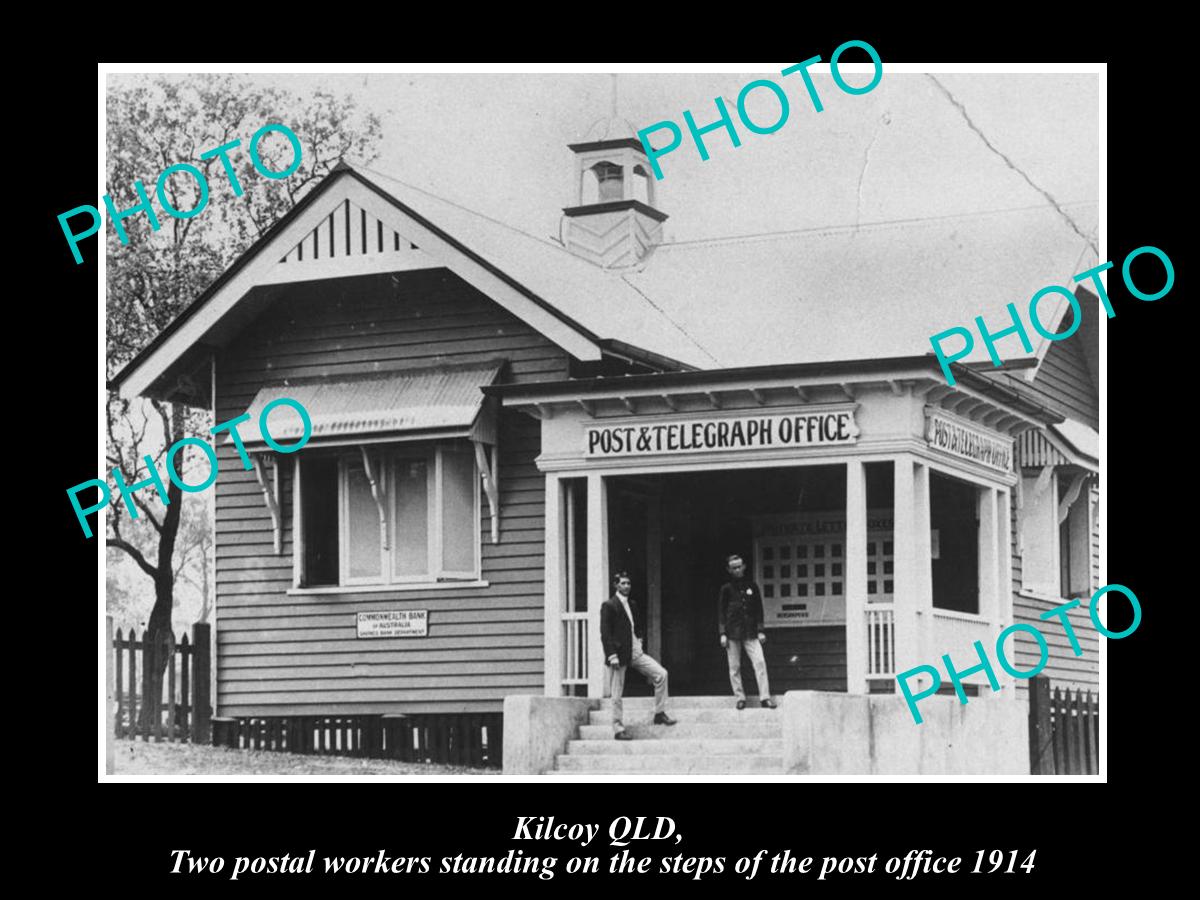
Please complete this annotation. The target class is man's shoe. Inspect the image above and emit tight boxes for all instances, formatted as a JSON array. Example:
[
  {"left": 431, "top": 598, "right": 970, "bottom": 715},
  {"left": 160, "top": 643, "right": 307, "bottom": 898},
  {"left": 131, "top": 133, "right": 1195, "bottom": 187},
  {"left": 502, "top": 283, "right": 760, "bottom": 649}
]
[
  {"left": 614, "top": 730, "right": 634, "bottom": 740},
  {"left": 736, "top": 700, "right": 746, "bottom": 710},
  {"left": 653, "top": 712, "right": 677, "bottom": 726},
  {"left": 761, "top": 698, "right": 777, "bottom": 709}
]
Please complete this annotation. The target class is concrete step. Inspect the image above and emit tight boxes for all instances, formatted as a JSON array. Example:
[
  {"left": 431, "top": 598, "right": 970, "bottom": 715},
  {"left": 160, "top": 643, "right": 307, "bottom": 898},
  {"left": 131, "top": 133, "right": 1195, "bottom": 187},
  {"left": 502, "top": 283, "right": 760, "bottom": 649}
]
[
  {"left": 554, "top": 754, "right": 783, "bottom": 774},
  {"left": 596, "top": 696, "right": 771, "bottom": 710},
  {"left": 578, "top": 722, "right": 779, "bottom": 740},
  {"left": 566, "top": 738, "right": 783, "bottom": 756},
  {"left": 588, "top": 707, "right": 779, "bottom": 726}
]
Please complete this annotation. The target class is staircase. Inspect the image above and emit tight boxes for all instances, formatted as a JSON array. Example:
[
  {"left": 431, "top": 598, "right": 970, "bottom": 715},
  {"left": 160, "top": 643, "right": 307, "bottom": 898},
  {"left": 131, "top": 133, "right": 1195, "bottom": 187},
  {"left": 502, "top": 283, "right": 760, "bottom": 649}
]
[{"left": 553, "top": 696, "right": 784, "bottom": 774}]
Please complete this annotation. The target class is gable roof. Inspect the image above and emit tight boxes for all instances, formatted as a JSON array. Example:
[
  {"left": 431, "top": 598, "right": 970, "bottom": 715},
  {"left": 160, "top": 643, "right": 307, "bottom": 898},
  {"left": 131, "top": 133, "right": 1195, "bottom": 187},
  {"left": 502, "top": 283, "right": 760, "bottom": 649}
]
[
  {"left": 353, "top": 166, "right": 720, "bottom": 368},
  {"left": 110, "top": 161, "right": 1098, "bottom": 402},
  {"left": 354, "top": 168, "right": 1097, "bottom": 372},
  {"left": 622, "top": 202, "right": 1098, "bottom": 369},
  {"left": 109, "top": 164, "right": 711, "bottom": 400}
]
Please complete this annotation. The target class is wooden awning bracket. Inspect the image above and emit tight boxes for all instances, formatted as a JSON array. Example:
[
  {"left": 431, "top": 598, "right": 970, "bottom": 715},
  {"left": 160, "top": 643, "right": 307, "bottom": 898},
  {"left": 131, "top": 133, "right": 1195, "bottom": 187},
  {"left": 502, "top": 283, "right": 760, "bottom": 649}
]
[
  {"left": 359, "top": 445, "right": 389, "bottom": 551},
  {"left": 252, "top": 453, "right": 283, "bottom": 555},
  {"left": 473, "top": 439, "right": 501, "bottom": 544},
  {"left": 1032, "top": 464, "right": 1054, "bottom": 499},
  {"left": 1058, "top": 472, "right": 1088, "bottom": 524}
]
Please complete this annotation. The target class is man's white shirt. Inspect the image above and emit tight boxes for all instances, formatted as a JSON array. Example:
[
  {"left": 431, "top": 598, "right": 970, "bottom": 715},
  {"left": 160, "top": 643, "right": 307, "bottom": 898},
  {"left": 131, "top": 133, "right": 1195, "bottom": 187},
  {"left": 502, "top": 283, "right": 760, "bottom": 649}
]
[{"left": 617, "top": 594, "right": 642, "bottom": 655}]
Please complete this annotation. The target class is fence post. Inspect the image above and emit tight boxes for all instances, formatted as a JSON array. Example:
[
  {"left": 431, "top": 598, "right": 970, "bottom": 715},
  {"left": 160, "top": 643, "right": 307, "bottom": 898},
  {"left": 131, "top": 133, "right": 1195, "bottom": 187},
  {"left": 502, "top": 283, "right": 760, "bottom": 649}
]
[
  {"left": 166, "top": 634, "right": 178, "bottom": 741},
  {"left": 1028, "top": 675, "right": 1055, "bottom": 775},
  {"left": 212, "top": 717, "right": 238, "bottom": 748},
  {"left": 128, "top": 630, "right": 139, "bottom": 740},
  {"left": 1069, "top": 689, "right": 1084, "bottom": 775},
  {"left": 1051, "top": 687, "right": 1066, "bottom": 773},
  {"left": 1082, "top": 690, "right": 1096, "bottom": 774},
  {"left": 180, "top": 634, "right": 191, "bottom": 740},
  {"left": 192, "top": 623, "right": 212, "bottom": 744},
  {"left": 106, "top": 616, "right": 115, "bottom": 775},
  {"left": 142, "top": 631, "right": 155, "bottom": 741}
]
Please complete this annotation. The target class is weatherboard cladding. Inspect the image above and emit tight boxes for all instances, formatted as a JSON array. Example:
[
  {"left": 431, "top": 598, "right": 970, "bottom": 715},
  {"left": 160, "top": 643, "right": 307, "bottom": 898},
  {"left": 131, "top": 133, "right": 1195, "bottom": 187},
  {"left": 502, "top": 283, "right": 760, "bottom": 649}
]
[
  {"left": 1023, "top": 335, "right": 1098, "bottom": 430},
  {"left": 1012, "top": 591, "right": 1100, "bottom": 692},
  {"left": 992, "top": 324, "right": 1098, "bottom": 432},
  {"left": 1091, "top": 486, "right": 1100, "bottom": 601},
  {"left": 214, "top": 269, "right": 567, "bottom": 716},
  {"left": 1010, "top": 323, "right": 1098, "bottom": 690},
  {"left": 1008, "top": 486, "right": 1100, "bottom": 695}
]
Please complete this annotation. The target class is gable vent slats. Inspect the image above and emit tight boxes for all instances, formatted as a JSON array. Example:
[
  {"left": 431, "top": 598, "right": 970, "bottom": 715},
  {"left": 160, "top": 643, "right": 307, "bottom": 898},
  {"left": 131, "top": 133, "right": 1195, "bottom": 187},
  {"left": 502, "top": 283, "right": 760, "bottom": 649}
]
[{"left": 278, "top": 201, "right": 417, "bottom": 264}]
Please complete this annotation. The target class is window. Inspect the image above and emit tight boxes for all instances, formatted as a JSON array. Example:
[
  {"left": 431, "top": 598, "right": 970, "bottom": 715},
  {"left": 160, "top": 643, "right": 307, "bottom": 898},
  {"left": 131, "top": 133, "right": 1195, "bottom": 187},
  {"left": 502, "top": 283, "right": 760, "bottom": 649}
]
[
  {"left": 580, "top": 160, "right": 624, "bottom": 205},
  {"left": 298, "top": 444, "right": 480, "bottom": 588},
  {"left": 300, "top": 458, "right": 339, "bottom": 586},
  {"left": 1022, "top": 468, "right": 1095, "bottom": 599},
  {"left": 1021, "top": 469, "right": 1059, "bottom": 596},
  {"left": 930, "top": 471, "right": 979, "bottom": 613},
  {"left": 1060, "top": 475, "right": 1094, "bottom": 599},
  {"left": 592, "top": 161, "right": 623, "bottom": 202}
]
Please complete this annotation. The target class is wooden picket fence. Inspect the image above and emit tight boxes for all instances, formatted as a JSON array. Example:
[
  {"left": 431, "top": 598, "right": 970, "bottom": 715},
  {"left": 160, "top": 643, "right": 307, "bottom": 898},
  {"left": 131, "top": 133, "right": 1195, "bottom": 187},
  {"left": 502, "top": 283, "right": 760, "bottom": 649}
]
[
  {"left": 211, "top": 713, "right": 502, "bottom": 768},
  {"left": 111, "top": 622, "right": 211, "bottom": 743},
  {"left": 1028, "top": 675, "right": 1099, "bottom": 775}
]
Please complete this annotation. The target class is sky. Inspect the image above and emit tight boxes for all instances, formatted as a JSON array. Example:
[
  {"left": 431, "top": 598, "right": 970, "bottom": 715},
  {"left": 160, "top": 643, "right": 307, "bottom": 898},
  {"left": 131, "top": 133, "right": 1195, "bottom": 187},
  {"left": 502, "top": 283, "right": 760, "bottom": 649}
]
[{"left": 229, "top": 70, "right": 1098, "bottom": 248}]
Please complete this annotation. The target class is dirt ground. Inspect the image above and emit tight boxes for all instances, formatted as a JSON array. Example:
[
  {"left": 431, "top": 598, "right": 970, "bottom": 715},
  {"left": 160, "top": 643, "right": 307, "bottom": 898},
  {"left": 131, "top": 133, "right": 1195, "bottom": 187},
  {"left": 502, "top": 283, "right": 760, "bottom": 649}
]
[{"left": 110, "top": 739, "right": 495, "bottom": 776}]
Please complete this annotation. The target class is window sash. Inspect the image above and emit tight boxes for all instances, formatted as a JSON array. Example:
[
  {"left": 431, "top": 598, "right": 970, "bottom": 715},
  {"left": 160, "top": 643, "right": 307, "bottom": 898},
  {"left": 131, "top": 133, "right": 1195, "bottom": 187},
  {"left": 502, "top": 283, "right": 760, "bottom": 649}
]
[
  {"left": 1062, "top": 481, "right": 1093, "bottom": 599},
  {"left": 1021, "top": 470, "right": 1060, "bottom": 595},
  {"left": 391, "top": 453, "right": 434, "bottom": 583},
  {"left": 318, "top": 444, "right": 481, "bottom": 588},
  {"left": 437, "top": 446, "right": 480, "bottom": 580},
  {"left": 339, "top": 456, "right": 387, "bottom": 586}
]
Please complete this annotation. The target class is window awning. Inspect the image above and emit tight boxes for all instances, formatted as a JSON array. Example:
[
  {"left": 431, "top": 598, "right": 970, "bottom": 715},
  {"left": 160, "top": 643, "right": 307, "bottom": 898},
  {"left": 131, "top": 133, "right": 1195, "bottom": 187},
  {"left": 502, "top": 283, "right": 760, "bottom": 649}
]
[
  {"left": 1050, "top": 420, "right": 1099, "bottom": 470},
  {"left": 1014, "top": 418, "right": 1099, "bottom": 474},
  {"left": 234, "top": 360, "right": 504, "bottom": 448}
]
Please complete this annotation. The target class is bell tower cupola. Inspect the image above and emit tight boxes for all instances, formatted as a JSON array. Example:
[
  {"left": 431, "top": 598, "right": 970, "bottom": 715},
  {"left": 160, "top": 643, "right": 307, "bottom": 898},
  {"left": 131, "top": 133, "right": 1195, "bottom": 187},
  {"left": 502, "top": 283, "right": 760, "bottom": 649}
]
[{"left": 561, "top": 82, "right": 668, "bottom": 268}]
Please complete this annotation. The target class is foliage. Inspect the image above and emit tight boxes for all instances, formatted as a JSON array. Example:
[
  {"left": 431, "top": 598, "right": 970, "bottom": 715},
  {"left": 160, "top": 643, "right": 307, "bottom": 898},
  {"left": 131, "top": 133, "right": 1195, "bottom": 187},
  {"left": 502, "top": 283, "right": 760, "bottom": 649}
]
[
  {"left": 105, "top": 74, "right": 383, "bottom": 636},
  {"left": 106, "top": 74, "right": 384, "bottom": 374}
]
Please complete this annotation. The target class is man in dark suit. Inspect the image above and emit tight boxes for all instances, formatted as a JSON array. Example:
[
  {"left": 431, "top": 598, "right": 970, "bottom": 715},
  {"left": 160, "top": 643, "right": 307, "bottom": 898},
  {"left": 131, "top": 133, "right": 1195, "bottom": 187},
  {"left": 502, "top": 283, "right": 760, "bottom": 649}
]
[
  {"left": 718, "top": 553, "right": 777, "bottom": 710},
  {"left": 601, "top": 571, "right": 676, "bottom": 739}
]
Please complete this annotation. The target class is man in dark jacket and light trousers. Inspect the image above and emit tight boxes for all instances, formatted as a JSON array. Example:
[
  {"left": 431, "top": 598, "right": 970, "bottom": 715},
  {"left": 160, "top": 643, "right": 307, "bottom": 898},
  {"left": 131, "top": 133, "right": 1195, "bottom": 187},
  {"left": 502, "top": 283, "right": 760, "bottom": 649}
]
[
  {"left": 718, "top": 554, "right": 777, "bottom": 710},
  {"left": 601, "top": 571, "right": 676, "bottom": 739}
]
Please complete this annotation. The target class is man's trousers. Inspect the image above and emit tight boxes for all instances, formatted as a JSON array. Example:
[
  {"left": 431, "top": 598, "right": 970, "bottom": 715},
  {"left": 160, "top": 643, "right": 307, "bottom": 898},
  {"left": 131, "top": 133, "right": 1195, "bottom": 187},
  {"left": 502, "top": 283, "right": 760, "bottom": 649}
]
[
  {"left": 725, "top": 637, "right": 771, "bottom": 701},
  {"left": 607, "top": 646, "right": 669, "bottom": 733}
]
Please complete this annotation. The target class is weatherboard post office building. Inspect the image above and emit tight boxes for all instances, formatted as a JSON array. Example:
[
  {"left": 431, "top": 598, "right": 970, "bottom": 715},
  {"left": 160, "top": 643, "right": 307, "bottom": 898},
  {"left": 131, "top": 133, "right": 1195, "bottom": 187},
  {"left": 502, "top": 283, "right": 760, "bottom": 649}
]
[{"left": 111, "top": 135, "right": 1100, "bottom": 774}]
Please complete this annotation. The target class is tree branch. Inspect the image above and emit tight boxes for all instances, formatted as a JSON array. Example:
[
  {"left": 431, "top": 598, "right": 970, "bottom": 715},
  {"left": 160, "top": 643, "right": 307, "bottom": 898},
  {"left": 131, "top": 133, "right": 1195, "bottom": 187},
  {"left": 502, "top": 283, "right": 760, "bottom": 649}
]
[
  {"left": 108, "top": 537, "right": 159, "bottom": 580},
  {"left": 108, "top": 514, "right": 159, "bottom": 581},
  {"left": 131, "top": 493, "right": 164, "bottom": 532}
]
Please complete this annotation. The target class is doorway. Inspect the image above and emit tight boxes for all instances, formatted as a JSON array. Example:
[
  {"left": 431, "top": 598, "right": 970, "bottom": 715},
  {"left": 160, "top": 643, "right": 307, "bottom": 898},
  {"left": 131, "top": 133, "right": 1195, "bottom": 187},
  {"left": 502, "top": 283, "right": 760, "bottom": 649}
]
[{"left": 606, "top": 465, "right": 856, "bottom": 696}]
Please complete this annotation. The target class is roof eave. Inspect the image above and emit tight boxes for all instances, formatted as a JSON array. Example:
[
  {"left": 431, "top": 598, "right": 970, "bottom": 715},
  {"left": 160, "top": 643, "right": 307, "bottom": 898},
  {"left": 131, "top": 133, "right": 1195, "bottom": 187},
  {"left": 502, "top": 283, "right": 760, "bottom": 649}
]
[
  {"left": 484, "top": 355, "right": 1063, "bottom": 424},
  {"left": 108, "top": 168, "right": 359, "bottom": 395},
  {"left": 597, "top": 339, "right": 697, "bottom": 373},
  {"left": 108, "top": 164, "right": 613, "bottom": 400}
]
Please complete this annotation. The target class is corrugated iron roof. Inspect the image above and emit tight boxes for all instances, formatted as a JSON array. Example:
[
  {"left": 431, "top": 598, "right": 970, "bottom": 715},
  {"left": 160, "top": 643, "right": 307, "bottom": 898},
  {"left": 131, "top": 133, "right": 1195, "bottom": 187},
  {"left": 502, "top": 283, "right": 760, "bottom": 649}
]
[
  {"left": 351, "top": 164, "right": 721, "bottom": 369},
  {"left": 235, "top": 361, "right": 504, "bottom": 445},
  {"left": 352, "top": 163, "right": 1097, "bottom": 369},
  {"left": 623, "top": 203, "right": 1099, "bottom": 369},
  {"left": 1052, "top": 419, "right": 1100, "bottom": 466},
  {"left": 111, "top": 161, "right": 1100, "bottom": 401}
]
